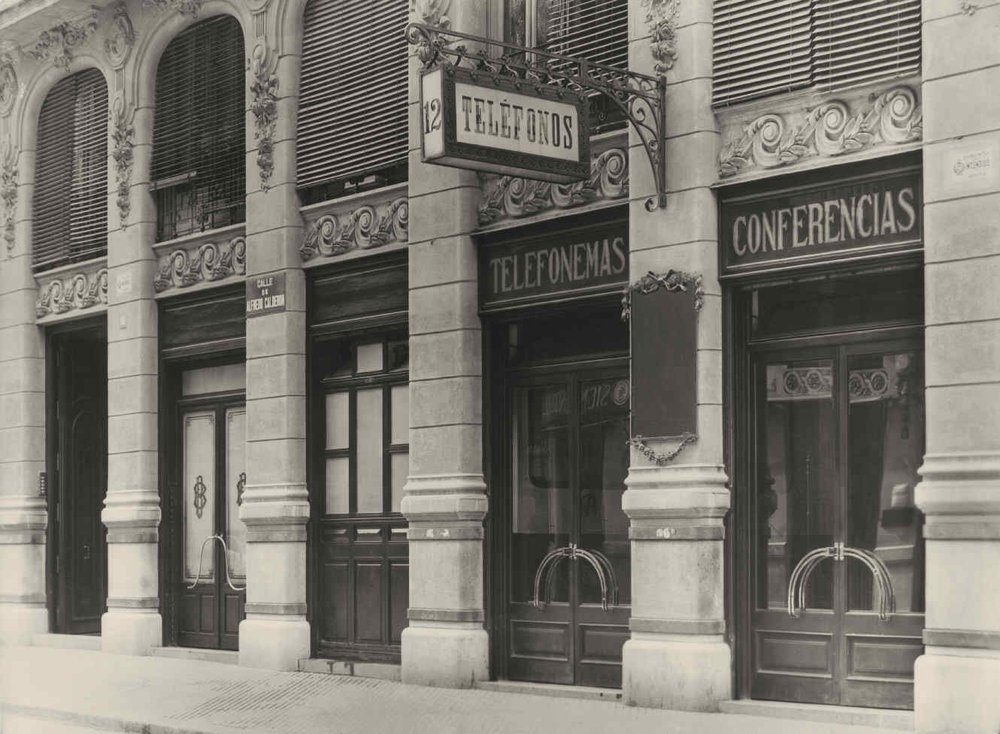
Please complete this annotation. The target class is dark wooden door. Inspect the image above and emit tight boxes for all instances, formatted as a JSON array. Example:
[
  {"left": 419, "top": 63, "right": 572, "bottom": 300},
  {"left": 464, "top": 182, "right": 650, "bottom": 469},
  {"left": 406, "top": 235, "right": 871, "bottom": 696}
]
[
  {"left": 748, "top": 340, "right": 925, "bottom": 709},
  {"left": 506, "top": 369, "right": 631, "bottom": 688},
  {"left": 175, "top": 400, "right": 246, "bottom": 650},
  {"left": 54, "top": 333, "right": 108, "bottom": 634}
]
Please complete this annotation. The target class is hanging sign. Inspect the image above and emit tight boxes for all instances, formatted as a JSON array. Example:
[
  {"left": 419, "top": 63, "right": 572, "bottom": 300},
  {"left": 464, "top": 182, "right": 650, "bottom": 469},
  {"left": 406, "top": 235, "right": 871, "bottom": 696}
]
[
  {"left": 720, "top": 168, "right": 922, "bottom": 278},
  {"left": 245, "top": 272, "right": 286, "bottom": 318},
  {"left": 480, "top": 219, "right": 627, "bottom": 311},
  {"left": 421, "top": 65, "right": 591, "bottom": 183}
]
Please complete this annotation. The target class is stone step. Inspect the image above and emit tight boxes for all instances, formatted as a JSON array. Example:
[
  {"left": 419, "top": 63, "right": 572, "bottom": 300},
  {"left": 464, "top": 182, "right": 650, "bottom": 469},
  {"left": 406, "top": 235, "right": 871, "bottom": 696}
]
[
  {"left": 476, "top": 679, "right": 623, "bottom": 703},
  {"left": 718, "top": 699, "right": 913, "bottom": 731},
  {"left": 31, "top": 633, "right": 102, "bottom": 651},
  {"left": 150, "top": 646, "right": 239, "bottom": 666},
  {"left": 298, "top": 657, "right": 401, "bottom": 682}
]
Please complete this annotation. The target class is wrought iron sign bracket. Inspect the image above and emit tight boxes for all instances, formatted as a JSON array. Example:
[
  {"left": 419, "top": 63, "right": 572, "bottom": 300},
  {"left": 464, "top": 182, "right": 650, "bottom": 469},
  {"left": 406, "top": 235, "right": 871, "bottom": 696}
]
[{"left": 406, "top": 22, "right": 669, "bottom": 210}]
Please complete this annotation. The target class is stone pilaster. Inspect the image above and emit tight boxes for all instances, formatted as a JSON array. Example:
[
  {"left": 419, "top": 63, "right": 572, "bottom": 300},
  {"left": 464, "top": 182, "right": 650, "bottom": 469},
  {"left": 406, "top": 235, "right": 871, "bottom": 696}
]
[
  {"left": 0, "top": 146, "right": 48, "bottom": 645},
  {"left": 913, "top": 3, "right": 1000, "bottom": 732},
  {"left": 102, "top": 100, "right": 162, "bottom": 655},
  {"left": 400, "top": 2, "right": 490, "bottom": 688},
  {"left": 621, "top": 0, "right": 732, "bottom": 710},
  {"left": 238, "top": 41, "right": 311, "bottom": 670}
]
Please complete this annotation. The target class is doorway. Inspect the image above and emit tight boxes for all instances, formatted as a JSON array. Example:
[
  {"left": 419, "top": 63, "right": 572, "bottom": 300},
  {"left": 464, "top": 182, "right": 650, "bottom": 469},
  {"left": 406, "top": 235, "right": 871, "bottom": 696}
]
[
  {"left": 48, "top": 323, "right": 108, "bottom": 634},
  {"left": 492, "top": 308, "right": 631, "bottom": 689},
  {"left": 169, "top": 364, "right": 246, "bottom": 650},
  {"left": 735, "top": 268, "right": 926, "bottom": 709}
]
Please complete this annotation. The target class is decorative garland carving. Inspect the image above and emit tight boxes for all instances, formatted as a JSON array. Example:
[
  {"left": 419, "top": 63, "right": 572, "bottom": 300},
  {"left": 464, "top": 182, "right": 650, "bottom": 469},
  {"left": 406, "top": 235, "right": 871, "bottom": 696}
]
[
  {"left": 153, "top": 236, "right": 247, "bottom": 293},
  {"left": 104, "top": 2, "right": 136, "bottom": 69},
  {"left": 28, "top": 9, "right": 99, "bottom": 68},
  {"left": 621, "top": 269, "right": 704, "bottom": 319},
  {"left": 1, "top": 143, "right": 17, "bottom": 251},
  {"left": 142, "top": 0, "right": 202, "bottom": 18},
  {"left": 641, "top": 0, "right": 679, "bottom": 74},
  {"left": 249, "top": 45, "right": 278, "bottom": 191},
  {"left": 629, "top": 433, "right": 698, "bottom": 466},
  {"left": 478, "top": 147, "right": 628, "bottom": 226},
  {"left": 35, "top": 267, "right": 108, "bottom": 318},
  {"left": 300, "top": 197, "right": 409, "bottom": 261},
  {"left": 111, "top": 96, "right": 135, "bottom": 228},
  {"left": 0, "top": 54, "right": 18, "bottom": 117},
  {"left": 719, "top": 85, "right": 922, "bottom": 178}
]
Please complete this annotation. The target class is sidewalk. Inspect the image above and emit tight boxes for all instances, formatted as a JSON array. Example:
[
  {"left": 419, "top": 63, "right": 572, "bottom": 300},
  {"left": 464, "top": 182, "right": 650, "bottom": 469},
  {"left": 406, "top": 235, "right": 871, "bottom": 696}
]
[{"left": 0, "top": 646, "right": 905, "bottom": 734}]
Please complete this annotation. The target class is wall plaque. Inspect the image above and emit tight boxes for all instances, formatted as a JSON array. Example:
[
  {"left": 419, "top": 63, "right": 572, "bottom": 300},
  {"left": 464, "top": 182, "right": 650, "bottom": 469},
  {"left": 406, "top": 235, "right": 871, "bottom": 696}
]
[
  {"left": 246, "top": 271, "right": 286, "bottom": 318},
  {"left": 720, "top": 167, "right": 922, "bottom": 279},
  {"left": 421, "top": 65, "right": 590, "bottom": 183},
  {"left": 480, "top": 219, "right": 627, "bottom": 311}
]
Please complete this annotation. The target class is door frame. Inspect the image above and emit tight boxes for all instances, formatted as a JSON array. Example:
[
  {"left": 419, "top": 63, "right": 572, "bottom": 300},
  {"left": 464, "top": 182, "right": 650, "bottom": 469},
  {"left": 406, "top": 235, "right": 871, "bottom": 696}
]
[
  {"left": 726, "top": 264, "right": 926, "bottom": 705},
  {"left": 45, "top": 317, "right": 108, "bottom": 635}
]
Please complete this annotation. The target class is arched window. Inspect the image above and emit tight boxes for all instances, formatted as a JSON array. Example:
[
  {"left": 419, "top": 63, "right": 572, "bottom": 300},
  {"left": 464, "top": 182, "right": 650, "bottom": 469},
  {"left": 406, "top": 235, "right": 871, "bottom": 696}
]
[
  {"left": 152, "top": 15, "right": 245, "bottom": 242},
  {"left": 297, "top": 0, "right": 408, "bottom": 204},
  {"left": 33, "top": 69, "right": 108, "bottom": 272}
]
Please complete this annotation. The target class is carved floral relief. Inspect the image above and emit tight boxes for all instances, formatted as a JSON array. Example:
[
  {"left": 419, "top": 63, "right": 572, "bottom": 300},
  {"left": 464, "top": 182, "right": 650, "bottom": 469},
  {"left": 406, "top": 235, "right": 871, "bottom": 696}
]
[
  {"left": 28, "top": 10, "right": 99, "bottom": 68},
  {"left": 719, "top": 85, "right": 922, "bottom": 178},
  {"left": 104, "top": 2, "right": 136, "bottom": 69},
  {"left": 641, "top": 0, "right": 679, "bottom": 74},
  {"left": 111, "top": 96, "right": 135, "bottom": 228},
  {"left": 154, "top": 235, "right": 247, "bottom": 293},
  {"left": 0, "top": 54, "right": 18, "bottom": 117},
  {"left": 249, "top": 45, "right": 279, "bottom": 191},
  {"left": 36, "top": 267, "right": 108, "bottom": 319},
  {"left": 142, "top": 0, "right": 203, "bottom": 18},
  {"left": 478, "top": 146, "right": 628, "bottom": 226},
  {"left": 1, "top": 142, "right": 17, "bottom": 251},
  {"left": 300, "top": 197, "right": 409, "bottom": 261}
]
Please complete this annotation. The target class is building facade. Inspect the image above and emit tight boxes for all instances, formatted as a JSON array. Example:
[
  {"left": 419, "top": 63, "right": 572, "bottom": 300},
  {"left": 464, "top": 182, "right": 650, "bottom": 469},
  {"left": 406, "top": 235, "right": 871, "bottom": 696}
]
[{"left": 0, "top": 0, "right": 997, "bottom": 732}]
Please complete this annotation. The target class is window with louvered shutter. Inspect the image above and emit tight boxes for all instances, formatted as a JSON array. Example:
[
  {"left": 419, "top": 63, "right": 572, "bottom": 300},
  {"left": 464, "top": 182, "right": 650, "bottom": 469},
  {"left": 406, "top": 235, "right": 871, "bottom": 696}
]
[
  {"left": 33, "top": 69, "right": 108, "bottom": 272},
  {"left": 152, "top": 16, "right": 245, "bottom": 242},
  {"left": 533, "top": 0, "right": 629, "bottom": 70},
  {"left": 713, "top": 0, "right": 921, "bottom": 107},
  {"left": 296, "top": 0, "right": 409, "bottom": 200}
]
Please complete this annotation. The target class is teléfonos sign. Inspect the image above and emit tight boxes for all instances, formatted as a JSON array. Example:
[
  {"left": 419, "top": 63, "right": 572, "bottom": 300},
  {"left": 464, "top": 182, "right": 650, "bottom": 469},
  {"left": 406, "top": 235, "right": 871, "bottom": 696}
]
[{"left": 421, "top": 65, "right": 590, "bottom": 183}]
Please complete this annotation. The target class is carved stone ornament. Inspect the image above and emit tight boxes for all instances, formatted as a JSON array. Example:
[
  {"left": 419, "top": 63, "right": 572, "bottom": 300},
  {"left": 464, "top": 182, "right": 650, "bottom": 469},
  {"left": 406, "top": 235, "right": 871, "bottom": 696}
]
[
  {"left": 621, "top": 269, "right": 704, "bottom": 318},
  {"left": 641, "top": 0, "right": 679, "bottom": 74},
  {"left": 28, "top": 9, "right": 99, "bottom": 68},
  {"left": 411, "top": 0, "right": 451, "bottom": 64},
  {"left": 1, "top": 143, "right": 17, "bottom": 251},
  {"left": 0, "top": 54, "right": 18, "bottom": 117},
  {"left": 111, "top": 96, "right": 135, "bottom": 228},
  {"left": 300, "top": 197, "right": 409, "bottom": 261},
  {"left": 104, "top": 2, "right": 136, "bottom": 69},
  {"left": 36, "top": 267, "right": 108, "bottom": 318},
  {"left": 142, "top": 0, "right": 202, "bottom": 18},
  {"left": 478, "top": 147, "right": 628, "bottom": 227},
  {"left": 719, "top": 85, "right": 922, "bottom": 179},
  {"left": 154, "top": 235, "right": 247, "bottom": 293},
  {"left": 249, "top": 45, "right": 278, "bottom": 191}
]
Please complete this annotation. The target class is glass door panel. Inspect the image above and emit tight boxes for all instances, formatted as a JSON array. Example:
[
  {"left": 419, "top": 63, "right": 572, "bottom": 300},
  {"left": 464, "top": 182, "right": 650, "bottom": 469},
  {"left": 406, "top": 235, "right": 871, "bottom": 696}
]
[
  {"left": 225, "top": 407, "right": 247, "bottom": 581},
  {"left": 183, "top": 411, "right": 216, "bottom": 585}
]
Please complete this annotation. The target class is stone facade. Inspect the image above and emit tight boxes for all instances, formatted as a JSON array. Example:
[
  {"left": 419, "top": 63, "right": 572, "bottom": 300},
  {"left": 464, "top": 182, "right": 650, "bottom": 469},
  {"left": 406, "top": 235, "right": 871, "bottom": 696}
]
[{"left": 0, "top": 0, "right": 995, "bottom": 732}]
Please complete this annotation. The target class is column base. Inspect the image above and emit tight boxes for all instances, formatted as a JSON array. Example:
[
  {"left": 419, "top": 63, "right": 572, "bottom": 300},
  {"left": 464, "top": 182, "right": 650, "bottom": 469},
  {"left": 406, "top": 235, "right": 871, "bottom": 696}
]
[
  {"left": 101, "top": 610, "right": 161, "bottom": 655},
  {"left": 623, "top": 635, "right": 732, "bottom": 711},
  {"left": 401, "top": 625, "right": 488, "bottom": 688},
  {"left": 238, "top": 617, "right": 310, "bottom": 671},
  {"left": 0, "top": 603, "right": 48, "bottom": 646},
  {"left": 915, "top": 651, "right": 1000, "bottom": 733}
]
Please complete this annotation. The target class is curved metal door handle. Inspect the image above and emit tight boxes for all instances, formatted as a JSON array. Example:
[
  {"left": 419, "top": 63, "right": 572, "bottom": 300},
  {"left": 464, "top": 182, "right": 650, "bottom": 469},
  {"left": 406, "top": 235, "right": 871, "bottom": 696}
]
[
  {"left": 786, "top": 542, "right": 895, "bottom": 621},
  {"left": 186, "top": 534, "right": 247, "bottom": 592},
  {"left": 532, "top": 543, "right": 621, "bottom": 612}
]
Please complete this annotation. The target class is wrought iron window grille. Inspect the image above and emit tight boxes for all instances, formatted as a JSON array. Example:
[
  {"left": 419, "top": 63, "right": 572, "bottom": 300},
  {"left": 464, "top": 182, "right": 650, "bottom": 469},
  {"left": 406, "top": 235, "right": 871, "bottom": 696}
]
[{"left": 405, "top": 22, "right": 668, "bottom": 211}]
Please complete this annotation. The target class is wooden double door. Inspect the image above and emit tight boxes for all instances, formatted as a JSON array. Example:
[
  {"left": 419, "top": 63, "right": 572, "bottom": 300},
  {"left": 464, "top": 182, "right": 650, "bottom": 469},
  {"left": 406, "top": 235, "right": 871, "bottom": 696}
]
[
  {"left": 747, "top": 338, "right": 925, "bottom": 708},
  {"left": 49, "top": 327, "right": 108, "bottom": 634},
  {"left": 503, "top": 366, "right": 631, "bottom": 688},
  {"left": 172, "top": 395, "right": 247, "bottom": 650}
]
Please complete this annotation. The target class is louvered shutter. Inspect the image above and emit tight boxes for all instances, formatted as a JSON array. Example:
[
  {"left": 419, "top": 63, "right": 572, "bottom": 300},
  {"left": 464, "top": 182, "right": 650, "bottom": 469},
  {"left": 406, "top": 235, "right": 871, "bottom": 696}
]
[
  {"left": 812, "top": 0, "right": 920, "bottom": 91},
  {"left": 713, "top": 0, "right": 812, "bottom": 107},
  {"left": 297, "top": 0, "right": 409, "bottom": 191},
  {"left": 538, "top": 0, "right": 629, "bottom": 70},
  {"left": 33, "top": 69, "right": 108, "bottom": 272},
  {"left": 152, "top": 16, "right": 245, "bottom": 241}
]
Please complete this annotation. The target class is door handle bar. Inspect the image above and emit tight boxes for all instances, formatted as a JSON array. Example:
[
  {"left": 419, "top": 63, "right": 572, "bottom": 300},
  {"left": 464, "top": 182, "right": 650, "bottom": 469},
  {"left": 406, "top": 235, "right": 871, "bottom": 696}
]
[
  {"left": 186, "top": 534, "right": 246, "bottom": 592},
  {"left": 532, "top": 543, "right": 620, "bottom": 611},
  {"left": 786, "top": 542, "right": 895, "bottom": 621}
]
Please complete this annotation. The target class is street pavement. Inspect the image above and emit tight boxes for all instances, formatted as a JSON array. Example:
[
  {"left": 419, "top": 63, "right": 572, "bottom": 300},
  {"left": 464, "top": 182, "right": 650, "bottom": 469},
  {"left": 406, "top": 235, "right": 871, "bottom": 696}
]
[{"left": 0, "top": 646, "right": 905, "bottom": 733}]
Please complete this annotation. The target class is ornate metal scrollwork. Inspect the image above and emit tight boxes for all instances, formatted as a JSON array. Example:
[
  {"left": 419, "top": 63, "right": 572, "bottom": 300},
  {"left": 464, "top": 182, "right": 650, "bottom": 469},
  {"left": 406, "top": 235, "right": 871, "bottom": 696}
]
[
  {"left": 236, "top": 472, "right": 246, "bottom": 507},
  {"left": 532, "top": 543, "right": 620, "bottom": 612},
  {"left": 405, "top": 22, "right": 668, "bottom": 211},
  {"left": 193, "top": 475, "right": 207, "bottom": 519},
  {"left": 786, "top": 542, "right": 896, "bottom": 622}
]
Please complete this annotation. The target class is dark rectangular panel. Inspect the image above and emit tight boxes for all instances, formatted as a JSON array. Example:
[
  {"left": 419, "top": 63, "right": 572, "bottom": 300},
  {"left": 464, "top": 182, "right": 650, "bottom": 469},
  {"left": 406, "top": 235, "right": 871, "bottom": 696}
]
[
  {"left": 847, "top": 635, "right": 922, "bottom": 680},
  {"left": 631, "top": 283, "right": 699, "bottom": 438},
  {"left": 389, "top": 561, "right": 409, "bottom": 645},
  {"left": 199, "top": 593, "right": 216, "bottom": 633},
  {"left": 355, "top": 563, "right": 384, "bottom": 643},
  {"left": 510, "top": 620, "right": 571, "bottom": 661},
  {"left": 310, "top": 258, "right": 407, "bottom": 329},
  {"left": 322, "top": 562, "right": 350, "bottom": 642},
  {"left": 756, "top": 630, "right": 833, "bottom": 676},
  {"left": 160, "top": 286, "right": 246, "bottom": 351},
  {"left": 577, "top": 624, "right": 628, "bottom": 664}
]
